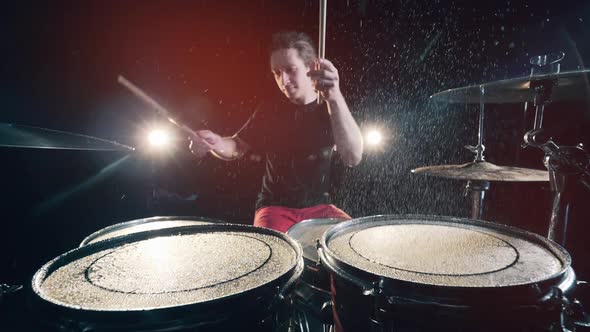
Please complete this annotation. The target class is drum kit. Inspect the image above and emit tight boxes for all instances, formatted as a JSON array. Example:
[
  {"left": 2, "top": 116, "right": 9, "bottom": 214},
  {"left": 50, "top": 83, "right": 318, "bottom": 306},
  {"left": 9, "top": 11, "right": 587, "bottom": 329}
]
[
  {"left": 21, "top": 216, "right": 590, "bottom": 332},
  {"left": 2, "top": 48, "right": 590, "bottom": 332}
]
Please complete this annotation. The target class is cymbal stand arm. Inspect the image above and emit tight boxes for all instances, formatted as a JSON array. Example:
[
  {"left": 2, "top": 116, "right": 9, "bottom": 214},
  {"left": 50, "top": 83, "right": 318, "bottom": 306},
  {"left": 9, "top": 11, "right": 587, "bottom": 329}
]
[
  {"left": 522, "top": 79, "right": 590, "bottom": 245},
  {"left": 465, "top": 180, "right": 490, "bottom": 220},
  {"left": 461, "top": 86, "right": 488, "bottom": 220},
  {"left": 466, "top": 85, "right": 486, "bottom": 162}
]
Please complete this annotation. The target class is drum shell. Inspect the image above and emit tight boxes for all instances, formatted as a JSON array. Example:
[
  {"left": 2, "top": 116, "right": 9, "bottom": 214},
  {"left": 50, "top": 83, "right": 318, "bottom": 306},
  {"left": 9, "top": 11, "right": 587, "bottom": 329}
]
[
  {"left": 326, "top": 266, "right": 575, "bottom": 331},
  {"left": 299, "top": 254, "right": 331, "bottom": 294},
  {"left": 286, "top": 218, "right": 346, "bottom": 293},
  {"left": 32, "top": 224, "right": 304, "bottom": 332},
  {"left": 319, "top": 214, "right": 576, "bottom": 331}
]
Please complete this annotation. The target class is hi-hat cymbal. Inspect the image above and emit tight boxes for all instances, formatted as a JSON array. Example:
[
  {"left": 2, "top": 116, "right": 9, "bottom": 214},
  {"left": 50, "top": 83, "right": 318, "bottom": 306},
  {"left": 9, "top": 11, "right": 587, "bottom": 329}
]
[
  {"left": 0, "top": 123, "right": 134, "bottom": 151},
  {"left": 411, "top": 161, "right": 549, "bottom": 182},
  {"left": 430, "top": 69, "right": 590, "bottom": 104}
]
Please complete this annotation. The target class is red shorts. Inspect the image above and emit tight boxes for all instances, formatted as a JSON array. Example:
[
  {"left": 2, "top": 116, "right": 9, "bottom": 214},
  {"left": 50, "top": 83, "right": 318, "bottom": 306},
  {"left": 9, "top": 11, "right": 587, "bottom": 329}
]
[{"left": 253, "top": 204, "right": 352, "bottom": 233}]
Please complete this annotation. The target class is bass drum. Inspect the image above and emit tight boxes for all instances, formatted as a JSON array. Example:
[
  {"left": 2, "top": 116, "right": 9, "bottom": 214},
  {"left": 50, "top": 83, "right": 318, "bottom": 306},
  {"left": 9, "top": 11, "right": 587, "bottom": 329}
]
[
  {"left": 287, "top": 218, "right": 347, "bottom": 332},
  {"left": 319, "top": 215, "right": 577, "bottom": 332},
  {"left": 79, "top": 216, "right": 224, "bottom": 247},
  {"left": 32, "top": 223, "right": 303, "bottom": 331}
]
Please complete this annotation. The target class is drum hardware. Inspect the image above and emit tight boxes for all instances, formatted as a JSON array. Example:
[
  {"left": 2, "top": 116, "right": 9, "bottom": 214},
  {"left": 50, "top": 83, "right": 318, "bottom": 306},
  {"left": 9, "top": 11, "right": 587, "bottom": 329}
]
[
  {"left": 463, "top": 86, "right": 491, "bottom": 220},
  {"left": 464, "top": 180, "right": 490, "bottom": 220},
  {"left": 0, "top": 283, "right": 22, "bottom": 295},
  {"left": 415, "top": 85, "right": 492, "bottom": 220},
  {"left": 561, "top": 281, "right": 590, "bottom": 331},
  {"left": 414, "top": 85, "right": 549, "bottom": 220},
  {"left": 0, "top": 283, "right": 23, "bottom": 305},
  {"left": 520, "top": 53, "right": 590, "bottom": 247},
  {"left": 539, "top": 280, "right": 590, "bottom": 332}
]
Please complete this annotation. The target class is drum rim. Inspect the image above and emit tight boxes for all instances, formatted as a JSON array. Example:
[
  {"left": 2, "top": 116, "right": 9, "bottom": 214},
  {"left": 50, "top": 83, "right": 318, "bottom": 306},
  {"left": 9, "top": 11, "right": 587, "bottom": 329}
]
[
  {"left": 287, "top": 217, "right": 346, "bottom": 261},
  {"left": 286, "top": 217, "right": 347, "bottom": 236},
  {"left": 319, "top": 214, "right": 572, "bottom": 298},
  {"left": 79, "top": 215, "right": 225, "bottom": 247},
  {"left": 33, "top": 223, "right": 303, "bottom": 320}
]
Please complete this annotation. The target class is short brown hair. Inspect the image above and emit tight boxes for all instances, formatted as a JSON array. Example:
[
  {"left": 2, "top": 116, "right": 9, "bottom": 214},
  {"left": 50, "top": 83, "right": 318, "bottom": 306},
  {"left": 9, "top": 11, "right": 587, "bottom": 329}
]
[{"left": 270, "top": 31, "right": 317, "bottom": 66}]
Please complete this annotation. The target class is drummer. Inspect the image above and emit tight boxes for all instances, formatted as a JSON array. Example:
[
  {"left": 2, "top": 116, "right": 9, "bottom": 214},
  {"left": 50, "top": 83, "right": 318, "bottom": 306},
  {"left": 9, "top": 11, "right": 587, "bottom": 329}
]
[{"left": 189, "top": 31, "right": 363, "bottom": 232}]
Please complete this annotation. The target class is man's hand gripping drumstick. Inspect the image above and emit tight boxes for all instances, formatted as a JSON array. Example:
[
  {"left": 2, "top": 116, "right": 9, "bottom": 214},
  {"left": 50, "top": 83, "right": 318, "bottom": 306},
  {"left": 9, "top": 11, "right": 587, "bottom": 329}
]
[{"left": 117, "top": 75, "right": 244, "bottom": 160}]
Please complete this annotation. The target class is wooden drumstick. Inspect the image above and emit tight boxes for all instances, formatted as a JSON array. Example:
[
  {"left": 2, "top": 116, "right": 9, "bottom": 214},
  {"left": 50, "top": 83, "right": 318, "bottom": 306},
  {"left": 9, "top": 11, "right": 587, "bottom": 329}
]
[
  {"left": 117, "top": 75, "right": 194, "bottom": 135},
  {"left": 318, "top": 0, "right": 327, "bottom": 104}
]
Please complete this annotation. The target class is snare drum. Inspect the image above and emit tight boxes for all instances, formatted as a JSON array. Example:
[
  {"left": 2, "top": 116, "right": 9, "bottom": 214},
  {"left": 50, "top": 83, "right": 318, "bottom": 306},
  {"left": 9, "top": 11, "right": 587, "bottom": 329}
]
[
  {"left": 32, "top": 223, "right": 303, "bottom": 331},
  {"left": 287, "top": 218, "right": 346, "bottom": 331},
  {"left": 319, "top": 215, "right": 577, "bottom": 332},
  {"left": 80, "top": 216, "right": 223, "bottom": 246}
]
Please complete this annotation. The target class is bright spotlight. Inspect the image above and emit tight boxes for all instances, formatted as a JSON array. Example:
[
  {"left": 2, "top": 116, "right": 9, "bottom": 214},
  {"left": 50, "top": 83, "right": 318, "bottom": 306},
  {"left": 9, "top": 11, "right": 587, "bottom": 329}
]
[
  {"left": 366, "top": 129, "right": 383, "bottom": 147},
  {"left": 147, "top": 129, "right": 171, "bottom": 148}
]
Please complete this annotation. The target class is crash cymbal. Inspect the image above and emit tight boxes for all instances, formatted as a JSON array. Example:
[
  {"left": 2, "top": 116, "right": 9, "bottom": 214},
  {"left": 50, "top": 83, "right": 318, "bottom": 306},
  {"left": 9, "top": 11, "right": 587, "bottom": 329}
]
[
  {"left": 0, "top": 123, "right": 134, "bottom": 151},
  {"left": 430, "top": 69, "right": 590, "bottom": 104},
  {"left": 411, "top": 161, "right": 549, "bottom": 182}
]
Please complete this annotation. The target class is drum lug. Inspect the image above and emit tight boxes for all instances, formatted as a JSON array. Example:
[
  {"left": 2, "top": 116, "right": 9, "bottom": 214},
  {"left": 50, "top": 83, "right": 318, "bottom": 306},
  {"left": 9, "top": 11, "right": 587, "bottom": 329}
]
[
  {"left": 368, "top": 278, "right": 393, "bottom": 332},
  {"left": 363, "top": 278, "right": 385, "bottom": 297},
  {"left": 561, "top": 281, "right": 590, "bottom": 331},
  {"left": 276, "top": 285, "right": 286, "bottom": 302},
  {"left": 316, "top": 239, "right": 323, "bottom": 266}
]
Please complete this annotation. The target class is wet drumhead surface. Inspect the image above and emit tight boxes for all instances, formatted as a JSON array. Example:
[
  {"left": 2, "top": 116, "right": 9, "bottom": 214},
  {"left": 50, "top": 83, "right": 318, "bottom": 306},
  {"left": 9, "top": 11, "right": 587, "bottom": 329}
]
[
  {"left": 328, "top": 220, "right": 564, "bottom": 287},
  {"left": 38, "top": 231, "right": 297, "bottom": 310},
  {"left": 350, "top": 225, "right": 518, "bottom": 275},
  {"left": 86, "top": 219, "right": 214, "bottom": 245}
]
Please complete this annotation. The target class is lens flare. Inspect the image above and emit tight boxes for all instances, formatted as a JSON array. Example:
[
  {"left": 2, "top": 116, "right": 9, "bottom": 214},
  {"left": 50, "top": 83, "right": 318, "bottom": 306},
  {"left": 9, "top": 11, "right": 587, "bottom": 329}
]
[
  {"left": 148, "top": 129, "right": 171, "bottom": 148},
  {"left": 366, "top": 129, "right": 383, "bottom": 146}
]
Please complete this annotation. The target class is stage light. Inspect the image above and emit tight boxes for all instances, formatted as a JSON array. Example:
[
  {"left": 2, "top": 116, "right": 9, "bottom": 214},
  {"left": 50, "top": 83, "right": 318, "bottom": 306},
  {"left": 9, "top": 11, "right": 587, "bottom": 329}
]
[
  {"left": 147, "top": 129, "right": 171, "bottom": 149},
  {"left": 366, "top": 129, "right": 383, "bottom": 147}
]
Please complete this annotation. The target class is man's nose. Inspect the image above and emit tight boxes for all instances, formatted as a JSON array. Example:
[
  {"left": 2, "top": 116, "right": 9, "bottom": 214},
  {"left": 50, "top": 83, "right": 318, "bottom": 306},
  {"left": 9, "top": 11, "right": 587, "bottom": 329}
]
[{"left": 280, "top": 72, "right": 290, "bottom": 85}]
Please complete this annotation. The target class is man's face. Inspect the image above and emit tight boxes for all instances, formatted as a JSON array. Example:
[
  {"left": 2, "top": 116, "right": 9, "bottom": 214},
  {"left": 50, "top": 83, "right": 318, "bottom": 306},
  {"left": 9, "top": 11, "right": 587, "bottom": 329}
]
[{"left": 270, "top": 48, "right": 315, "bottom": 104}]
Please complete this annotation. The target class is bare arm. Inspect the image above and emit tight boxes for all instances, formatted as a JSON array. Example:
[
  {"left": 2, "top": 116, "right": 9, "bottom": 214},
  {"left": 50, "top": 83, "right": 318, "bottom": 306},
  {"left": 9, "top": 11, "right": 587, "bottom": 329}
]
[
  {"left": 326, "top": 93, "right": 363, "bottom": 166},
  {"left": 310, "top": 59, "right": 363, "bottom": 166}
]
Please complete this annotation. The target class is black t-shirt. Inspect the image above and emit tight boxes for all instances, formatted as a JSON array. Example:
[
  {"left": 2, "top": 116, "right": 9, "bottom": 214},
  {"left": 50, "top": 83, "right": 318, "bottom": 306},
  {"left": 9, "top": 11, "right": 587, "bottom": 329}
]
[{"left": 236, "top": 97, "right": 335, "bottom": 209}]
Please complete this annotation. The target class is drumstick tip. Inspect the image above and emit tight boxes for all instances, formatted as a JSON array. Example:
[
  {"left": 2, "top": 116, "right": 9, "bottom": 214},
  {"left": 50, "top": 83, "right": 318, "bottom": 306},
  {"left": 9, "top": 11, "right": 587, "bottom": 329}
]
[{"left": 117, "top": 75, "right": 128, "bottom": 85}]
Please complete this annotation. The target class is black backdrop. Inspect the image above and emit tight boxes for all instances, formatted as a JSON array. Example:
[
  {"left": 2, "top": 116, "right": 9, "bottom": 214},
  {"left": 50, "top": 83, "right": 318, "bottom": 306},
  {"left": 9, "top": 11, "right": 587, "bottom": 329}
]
[{"left": 1, "top": 0, "right": 589, "bottom": 308}]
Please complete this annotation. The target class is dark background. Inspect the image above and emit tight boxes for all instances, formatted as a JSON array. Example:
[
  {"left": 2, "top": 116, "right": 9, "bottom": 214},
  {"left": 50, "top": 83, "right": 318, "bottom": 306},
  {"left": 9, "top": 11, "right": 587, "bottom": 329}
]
[{"left": 1, "top": 0, "right": 589, "bottom": 324}]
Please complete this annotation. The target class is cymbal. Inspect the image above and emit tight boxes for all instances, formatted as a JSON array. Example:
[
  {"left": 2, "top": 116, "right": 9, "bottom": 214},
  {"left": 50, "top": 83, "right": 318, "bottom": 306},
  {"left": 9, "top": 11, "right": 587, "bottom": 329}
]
[
  {"left": 430, "top": 69, "right": 590, "bottom": 104},
  {"left": 0, "top": 123, "right": 134, "bottom": 151},
  {"left": 411, "top": 161, "right": 549, "bottom": 182}
]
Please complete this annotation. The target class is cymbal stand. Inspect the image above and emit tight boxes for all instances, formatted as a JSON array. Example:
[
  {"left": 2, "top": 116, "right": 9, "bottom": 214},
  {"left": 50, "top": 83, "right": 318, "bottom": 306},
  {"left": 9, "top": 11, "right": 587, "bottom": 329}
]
[
  {"left": 524, "top": 127, "right": 590, "bottom": 246},
  {"left": 522, "top": 66, "right": 590, "bottom": 246},
  {"left": 0, "top": 283, "right": 23, "bottom": 304},
  {"left": 464, "top": 85, "right": 490, "bottom": 220}
]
